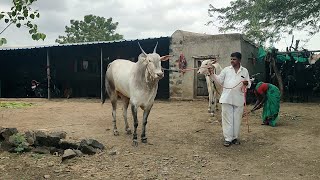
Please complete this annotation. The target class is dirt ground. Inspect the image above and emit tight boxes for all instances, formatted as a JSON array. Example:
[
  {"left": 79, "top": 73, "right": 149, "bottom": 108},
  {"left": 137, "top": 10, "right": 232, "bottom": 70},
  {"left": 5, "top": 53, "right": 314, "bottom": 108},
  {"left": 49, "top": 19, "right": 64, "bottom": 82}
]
[{"left": 0, "top": 98, "right": 319, "bottom": 180}]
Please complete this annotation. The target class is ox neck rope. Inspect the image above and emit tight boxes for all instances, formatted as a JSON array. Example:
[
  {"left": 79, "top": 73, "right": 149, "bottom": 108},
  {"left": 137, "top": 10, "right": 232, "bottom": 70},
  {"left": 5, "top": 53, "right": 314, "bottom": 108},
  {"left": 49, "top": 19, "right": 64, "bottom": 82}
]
[{"left": 143, "top": 59, "right": 156, "bottom": 83}]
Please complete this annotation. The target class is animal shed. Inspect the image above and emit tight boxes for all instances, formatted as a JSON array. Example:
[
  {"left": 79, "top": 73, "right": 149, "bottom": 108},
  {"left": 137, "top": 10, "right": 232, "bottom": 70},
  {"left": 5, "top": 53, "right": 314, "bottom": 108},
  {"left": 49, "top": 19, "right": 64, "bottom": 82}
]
[
  {"left": 0, "top": 30, "right": 264, "bottom": 100},
  {"left": 0, "top": 37, "right": 170, "bottom": 99}
]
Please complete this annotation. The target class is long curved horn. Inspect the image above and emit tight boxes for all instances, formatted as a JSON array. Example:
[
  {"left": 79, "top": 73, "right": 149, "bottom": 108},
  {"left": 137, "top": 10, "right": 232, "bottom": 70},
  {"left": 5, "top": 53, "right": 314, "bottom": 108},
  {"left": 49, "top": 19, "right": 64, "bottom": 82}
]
[
  {"left": 153, "top": 41, "right": 158, "bottom": 53},
  {"left": 138, "top": 42, "right": 147, "bottom": 56}
]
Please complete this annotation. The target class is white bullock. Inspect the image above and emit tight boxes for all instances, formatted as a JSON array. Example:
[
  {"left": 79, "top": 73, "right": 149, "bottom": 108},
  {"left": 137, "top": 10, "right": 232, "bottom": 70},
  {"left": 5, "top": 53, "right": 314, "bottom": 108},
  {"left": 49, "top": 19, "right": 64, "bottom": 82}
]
[
  {"left": 103, "top": 42, "right": 170, "bottom": 146},
  {"left": 309, "top": 53, "right": 320, "bottom": 64},
  {"left": 197, "top": 59, "right": 223, "bottom": 116}
]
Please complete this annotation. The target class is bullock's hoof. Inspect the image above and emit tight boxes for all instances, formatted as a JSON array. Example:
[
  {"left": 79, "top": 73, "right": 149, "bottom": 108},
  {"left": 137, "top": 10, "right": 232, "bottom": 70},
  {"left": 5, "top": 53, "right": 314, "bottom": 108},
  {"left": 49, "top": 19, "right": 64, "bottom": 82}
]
[
  {"left": 126, "top": 129, "right": 132, "bottom": 135},
  {"left": 141, "top": 137, "right": 148, "bottom": 143},
  {"left": 113, "top": 130, "right": 119, "bottom": 136},
  {"left": 132, "top": 140, "right": 138, "bottom": 147}
]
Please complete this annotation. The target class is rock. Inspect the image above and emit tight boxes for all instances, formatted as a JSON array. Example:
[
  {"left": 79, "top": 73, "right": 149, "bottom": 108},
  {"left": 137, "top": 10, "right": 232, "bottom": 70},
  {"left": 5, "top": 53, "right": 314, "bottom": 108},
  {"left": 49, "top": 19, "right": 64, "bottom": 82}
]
[
  {"left": 108, "top": 150, "right": 117, "bottom": 156},
  {"left": 80, "top": 139, "right": 105, "bottom": 150},
  {"left": 34, "top": 131, "right": 47, "bottom": 146},
  {"left": 59, "top": 139, "right": 79, "bottom": 150},
  {"left": 44, "top": 175, "right": 50, "bottom": 179},
  {"left": 49, "top": 131, "right": 67, "bottom": 139},
  {"left": 62, "top": 149, "right": 77, "bottom": 161},
  {"left": 24, "top": 131, "right": 35, "bottom": 146},
  {"left": 74, "top": 150, "right": 83, "bottom": 157},
  {"left": 31, "top": 147, "right": 50, "bottom": 154},
  {"left": 80, "top": 145, "right": 97, "bottom": 155},
  {"left": 0, "top": 128, "right": 18, "bottom": 141},
  {"left": 35, "top": 131, "right": 61, "bottom": 147},
  {"left": 48, "top": 147, "right": 64, "bottom": 155},
  {"left": 0, "top": 141, "right": 14, "bottom": 151}
]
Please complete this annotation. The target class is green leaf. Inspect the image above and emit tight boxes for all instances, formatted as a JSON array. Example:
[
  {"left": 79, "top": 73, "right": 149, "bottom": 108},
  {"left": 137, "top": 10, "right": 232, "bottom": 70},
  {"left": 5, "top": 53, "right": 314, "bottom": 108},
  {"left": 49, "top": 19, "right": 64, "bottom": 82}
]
[
  {"left": 0, "top": 38, "right": 7, "bottom": 46},
  {"left": 31, "top": 34, "right": 37, "bottom": 40},
  {"left": 30, "top": 14, "right": 34, "bottom": 19},
  {"left": 40, "top": 33, "right": 46, "bottom": 40},
  {"left": 16, "top": 23, "right": 21, "bottom": 28},
  {"left": 56, "top": 14, "right": 123, "bottom": 44},
  {"left": 0, "top": 14, "right": 4, "bottom": 19},
  {"left": 36, "top": 13, "right": 40, "bottom": 18},
  {"left": 4, "top": 18, "right": 9, "bottom": 23},
  {"left": 23, "top": 10, "right": 28, "bottom": 17}
]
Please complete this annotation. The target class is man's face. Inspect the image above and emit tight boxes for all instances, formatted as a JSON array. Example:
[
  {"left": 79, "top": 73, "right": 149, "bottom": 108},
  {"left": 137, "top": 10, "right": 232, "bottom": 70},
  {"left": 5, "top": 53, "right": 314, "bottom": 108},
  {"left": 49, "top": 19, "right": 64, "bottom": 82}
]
[{"left": 230, "top": 56, "right": 240, "bottom": 67}]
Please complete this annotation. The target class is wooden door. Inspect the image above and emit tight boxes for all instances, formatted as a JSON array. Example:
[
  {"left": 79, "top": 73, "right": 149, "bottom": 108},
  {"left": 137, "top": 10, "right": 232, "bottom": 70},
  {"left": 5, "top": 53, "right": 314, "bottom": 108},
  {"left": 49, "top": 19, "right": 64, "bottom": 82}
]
[{"left": 196, "top": 60, "right": 209, "bottom": 96}]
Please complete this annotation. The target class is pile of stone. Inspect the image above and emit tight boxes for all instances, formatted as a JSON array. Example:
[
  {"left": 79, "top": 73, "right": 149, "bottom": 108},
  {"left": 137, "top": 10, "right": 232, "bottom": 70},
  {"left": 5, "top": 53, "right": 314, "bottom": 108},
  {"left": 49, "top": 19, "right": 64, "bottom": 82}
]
[{"left": 0, "top": 127, "right": 105, "bottom": 161}]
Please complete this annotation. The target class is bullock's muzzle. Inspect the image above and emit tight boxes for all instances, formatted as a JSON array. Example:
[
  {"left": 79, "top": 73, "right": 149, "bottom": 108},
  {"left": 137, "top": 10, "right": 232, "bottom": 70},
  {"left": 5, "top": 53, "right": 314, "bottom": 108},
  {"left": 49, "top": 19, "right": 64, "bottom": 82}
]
[{"left": 156, "top": 71, "right": 164, "bottom": 79}]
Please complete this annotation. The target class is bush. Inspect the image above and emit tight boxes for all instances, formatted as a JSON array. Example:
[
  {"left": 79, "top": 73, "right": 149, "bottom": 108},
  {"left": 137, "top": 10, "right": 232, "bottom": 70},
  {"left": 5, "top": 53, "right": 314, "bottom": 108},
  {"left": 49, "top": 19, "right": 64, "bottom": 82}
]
[{"left": 9, "top": 133, "right": 30, "bottom": 153}]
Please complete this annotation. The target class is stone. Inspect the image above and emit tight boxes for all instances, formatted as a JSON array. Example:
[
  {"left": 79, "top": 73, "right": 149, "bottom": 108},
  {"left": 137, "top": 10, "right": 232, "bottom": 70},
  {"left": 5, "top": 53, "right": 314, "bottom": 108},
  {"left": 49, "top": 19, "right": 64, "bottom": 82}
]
[
  {"left": 59, "top": 139, "right": 79, "bottom": 150},
  {"left": 49, "top": 131, "right": 67, "bottom": 139},
  {"left": 108, "top": 150, "right": 117, "bottom": 156},
  {"left": 35, "top": 131, "right": 61, "bottom": 147},
  {"left": 80, "top": 145, "right": 97, "bottom": 155},
  {"left": 80, "top": 139, "right": 105, "bottom": 150},
  {"left": 48, "top": 147, "right": 64, "bottom": 155},
  {"left": 62, "top": 149, "right": 77, "bottom": 161},
  {"left": 0, "top": 141, "right": 14, "bottom": 151},
  {"left": 31, "top": 147, "right": 50, "bottom": 154},
  {"left": 24, "top": 131, "right": 35, "bottom": 146},
  {"left": 0, "top": 128, "right": 18, "bottom": 141},
  {"left": 44, "top": 175, "right": 50, "bottom": 179},
  {"left": 74, "top": 150, "right": 83, "bottom": 157}
]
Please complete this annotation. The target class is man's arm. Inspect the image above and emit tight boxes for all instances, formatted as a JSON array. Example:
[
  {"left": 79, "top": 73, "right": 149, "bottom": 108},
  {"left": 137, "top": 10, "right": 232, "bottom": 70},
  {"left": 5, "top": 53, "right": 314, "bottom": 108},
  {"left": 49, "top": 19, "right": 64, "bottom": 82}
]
[
  {"left": 251, "top": 93, "right": 266, "bottom": 112},
  {"left": 209, "top": 68, "right": 226, "bottom": 85}
]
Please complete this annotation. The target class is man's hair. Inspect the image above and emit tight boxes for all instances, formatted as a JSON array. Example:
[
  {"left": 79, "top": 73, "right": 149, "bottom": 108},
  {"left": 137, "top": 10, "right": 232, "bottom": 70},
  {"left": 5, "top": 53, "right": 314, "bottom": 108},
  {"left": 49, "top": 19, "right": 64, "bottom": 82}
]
[{"left": 231, "top": 52, "right": 242, "bottom": 60}]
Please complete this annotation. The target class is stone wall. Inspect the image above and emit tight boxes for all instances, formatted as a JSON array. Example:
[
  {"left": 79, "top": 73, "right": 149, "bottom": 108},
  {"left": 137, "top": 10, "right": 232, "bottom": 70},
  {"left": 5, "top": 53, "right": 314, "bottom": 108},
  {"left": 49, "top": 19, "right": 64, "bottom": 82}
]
[{"left": 169, "top": 30, "right": 260, "bottom": 100}]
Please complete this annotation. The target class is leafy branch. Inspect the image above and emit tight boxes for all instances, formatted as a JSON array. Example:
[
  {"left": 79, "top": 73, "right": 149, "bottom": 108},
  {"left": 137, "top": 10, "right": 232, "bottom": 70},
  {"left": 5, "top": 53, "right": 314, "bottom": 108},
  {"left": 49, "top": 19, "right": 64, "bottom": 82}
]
[{"left": 0, "top": 0, "right": 46, "bottom": 46}]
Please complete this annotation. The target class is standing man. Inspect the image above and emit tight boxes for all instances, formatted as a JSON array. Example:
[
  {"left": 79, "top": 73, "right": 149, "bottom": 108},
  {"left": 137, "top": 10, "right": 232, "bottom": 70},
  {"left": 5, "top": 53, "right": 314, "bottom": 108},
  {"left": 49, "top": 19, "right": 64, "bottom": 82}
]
[{"left": 209, "top": 52, "right": 251, "bottom": 147}]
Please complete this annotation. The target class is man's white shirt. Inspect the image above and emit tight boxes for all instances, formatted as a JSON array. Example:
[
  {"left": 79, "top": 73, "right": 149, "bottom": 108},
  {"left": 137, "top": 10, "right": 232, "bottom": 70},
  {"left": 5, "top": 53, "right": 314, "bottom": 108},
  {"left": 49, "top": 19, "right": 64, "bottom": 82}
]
[{"left": 211, "top": 65, "right": 251, "bottom": 107}]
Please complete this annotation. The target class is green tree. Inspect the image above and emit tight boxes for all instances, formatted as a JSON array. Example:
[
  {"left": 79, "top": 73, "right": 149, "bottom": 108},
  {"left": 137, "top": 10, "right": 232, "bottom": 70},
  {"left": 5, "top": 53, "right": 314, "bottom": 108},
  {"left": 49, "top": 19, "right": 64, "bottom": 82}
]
[
  {"left": 208, "top": 0, "right": 320, "bottom": 44},
  {"left": 0, "top": 0, "right": 46, "bottom": 46},
  {"left": 56, "top": 15, "right": 123, "bottom": 44}
]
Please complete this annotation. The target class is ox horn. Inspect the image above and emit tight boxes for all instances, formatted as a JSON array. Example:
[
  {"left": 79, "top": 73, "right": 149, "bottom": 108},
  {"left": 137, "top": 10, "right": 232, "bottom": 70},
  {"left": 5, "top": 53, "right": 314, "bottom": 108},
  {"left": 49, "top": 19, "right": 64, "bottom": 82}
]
[
  {"left": 138, "top": 42, "right": 147, "bottom": 56},
  {"left": 153, "top": 41, "right": 158, "bottom": 53}
]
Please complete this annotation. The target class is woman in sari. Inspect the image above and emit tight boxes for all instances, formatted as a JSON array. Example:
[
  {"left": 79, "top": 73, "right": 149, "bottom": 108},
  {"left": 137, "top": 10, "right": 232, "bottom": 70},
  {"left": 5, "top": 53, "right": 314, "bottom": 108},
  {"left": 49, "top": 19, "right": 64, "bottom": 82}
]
[{"left": 251, "top": 82, "right": 281, "bottom": 127}]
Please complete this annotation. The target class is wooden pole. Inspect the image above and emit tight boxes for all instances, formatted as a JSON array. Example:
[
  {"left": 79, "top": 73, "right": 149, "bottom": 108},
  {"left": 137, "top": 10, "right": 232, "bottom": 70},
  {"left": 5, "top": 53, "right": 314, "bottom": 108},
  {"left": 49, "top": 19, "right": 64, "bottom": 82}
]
[
  {"left": 100, "top": 48, "right": 103, "bottom": 103},
  {"left": 269, "top": 52, "right": 284, "bottom": 101},
  {"left": 46, "top": 49, "right": 51, "bottom": 100}
]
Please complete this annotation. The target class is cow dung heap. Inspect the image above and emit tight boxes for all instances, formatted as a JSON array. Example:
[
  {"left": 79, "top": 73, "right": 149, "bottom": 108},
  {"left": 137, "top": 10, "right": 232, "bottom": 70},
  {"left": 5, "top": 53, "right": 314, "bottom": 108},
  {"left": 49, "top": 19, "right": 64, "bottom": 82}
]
[{"left": 0, "top": 127, "right": 105, "bottom": 161}]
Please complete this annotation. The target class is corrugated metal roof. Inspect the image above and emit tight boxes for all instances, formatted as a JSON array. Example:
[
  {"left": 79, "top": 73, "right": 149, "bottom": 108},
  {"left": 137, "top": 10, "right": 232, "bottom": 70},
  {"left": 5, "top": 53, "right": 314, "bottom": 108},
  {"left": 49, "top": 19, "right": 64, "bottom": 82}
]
[{"left": 0, "top": 36, "right": 170, "bottom": 51}]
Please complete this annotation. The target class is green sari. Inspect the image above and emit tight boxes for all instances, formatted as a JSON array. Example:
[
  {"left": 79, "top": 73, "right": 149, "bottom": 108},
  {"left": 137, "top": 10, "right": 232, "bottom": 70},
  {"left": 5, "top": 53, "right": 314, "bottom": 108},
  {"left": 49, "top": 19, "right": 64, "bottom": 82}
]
[{"left": 255, "top": 82, "right": 281, "bottom": 127}]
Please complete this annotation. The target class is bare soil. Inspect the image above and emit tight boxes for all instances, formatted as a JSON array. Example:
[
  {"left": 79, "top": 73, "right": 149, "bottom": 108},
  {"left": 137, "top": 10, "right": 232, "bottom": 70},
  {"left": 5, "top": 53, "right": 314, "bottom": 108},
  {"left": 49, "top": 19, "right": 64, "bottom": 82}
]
[{"left": 0, "top": 98, "right": 319, "bottom": 180}]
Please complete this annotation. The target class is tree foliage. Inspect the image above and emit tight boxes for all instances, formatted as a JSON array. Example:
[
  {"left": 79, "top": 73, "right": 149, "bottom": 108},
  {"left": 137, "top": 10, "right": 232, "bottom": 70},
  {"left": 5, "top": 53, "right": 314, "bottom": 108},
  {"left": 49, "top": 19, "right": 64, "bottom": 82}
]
[
  {"left": 208, "top": 0, "right": 320, "bottom": 44},
  {"left": 0, "top": 0, "right": 46, "bottom": 46},
  {"left": 56, "top": 15, "right": 123, "bottom": 44}
]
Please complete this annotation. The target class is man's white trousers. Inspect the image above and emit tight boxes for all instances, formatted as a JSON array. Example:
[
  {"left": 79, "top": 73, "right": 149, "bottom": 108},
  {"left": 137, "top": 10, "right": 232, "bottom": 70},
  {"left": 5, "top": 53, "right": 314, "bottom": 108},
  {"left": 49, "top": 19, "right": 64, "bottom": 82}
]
[{"left": 221, "top": 103, "right": 244, "bottom": 142}]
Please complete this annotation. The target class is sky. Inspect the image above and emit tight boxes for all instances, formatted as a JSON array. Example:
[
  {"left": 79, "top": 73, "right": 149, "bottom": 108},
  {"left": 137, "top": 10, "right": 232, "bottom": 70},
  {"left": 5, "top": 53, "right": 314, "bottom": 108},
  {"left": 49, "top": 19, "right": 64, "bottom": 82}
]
[{"left": 0, "top": 0, "right": 319, "bottom": 51}]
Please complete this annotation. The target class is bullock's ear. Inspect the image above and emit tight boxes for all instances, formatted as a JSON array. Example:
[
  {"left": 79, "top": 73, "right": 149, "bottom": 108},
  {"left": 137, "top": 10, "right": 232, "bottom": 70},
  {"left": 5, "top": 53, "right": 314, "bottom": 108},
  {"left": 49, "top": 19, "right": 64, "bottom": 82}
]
[
  {"left": 211, "top": 59, "right": 217, "bottom": 65},
  {"left": 160, "top": 55, "right": 172, "bottom": 61},
  {"left": 138, "top": 53, "right": 147, "bottom": 61}
]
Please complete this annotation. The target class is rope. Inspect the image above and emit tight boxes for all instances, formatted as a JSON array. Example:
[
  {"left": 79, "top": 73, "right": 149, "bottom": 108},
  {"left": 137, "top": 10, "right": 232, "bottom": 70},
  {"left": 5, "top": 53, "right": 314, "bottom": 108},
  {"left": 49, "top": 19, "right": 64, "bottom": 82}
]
[
  {"left": 162, "top": 62, "right": 251, "bottom": 132},
  {"left": 210, "top": 72, "right": 251, "bottom": 133}
]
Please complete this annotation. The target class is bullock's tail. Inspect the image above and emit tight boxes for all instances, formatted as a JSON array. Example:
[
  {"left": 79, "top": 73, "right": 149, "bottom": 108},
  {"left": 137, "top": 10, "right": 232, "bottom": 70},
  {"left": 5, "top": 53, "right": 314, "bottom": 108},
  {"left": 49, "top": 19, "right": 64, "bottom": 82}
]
[{"left": 102, "top": 63, "right": 113, "bottom": 105}]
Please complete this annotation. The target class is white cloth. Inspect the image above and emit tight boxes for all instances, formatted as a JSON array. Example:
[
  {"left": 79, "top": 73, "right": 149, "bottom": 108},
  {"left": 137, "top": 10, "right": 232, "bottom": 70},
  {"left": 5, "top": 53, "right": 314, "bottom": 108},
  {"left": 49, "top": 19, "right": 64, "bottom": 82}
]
[
  {"left": 221, "top": 103, "right": 244, "bottom": 142},
  {"left": 211, "top": 65, "right": 251, "bottom": 107}
]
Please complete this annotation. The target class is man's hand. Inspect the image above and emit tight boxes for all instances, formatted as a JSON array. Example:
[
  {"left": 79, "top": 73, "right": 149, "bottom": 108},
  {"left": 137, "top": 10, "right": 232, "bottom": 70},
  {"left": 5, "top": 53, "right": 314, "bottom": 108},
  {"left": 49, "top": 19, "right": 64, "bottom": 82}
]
[{"left": 242, "top": 80, "right": 249, "bottom": 86}]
